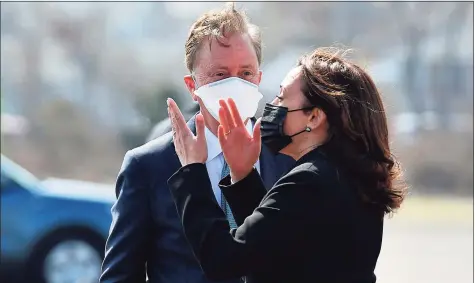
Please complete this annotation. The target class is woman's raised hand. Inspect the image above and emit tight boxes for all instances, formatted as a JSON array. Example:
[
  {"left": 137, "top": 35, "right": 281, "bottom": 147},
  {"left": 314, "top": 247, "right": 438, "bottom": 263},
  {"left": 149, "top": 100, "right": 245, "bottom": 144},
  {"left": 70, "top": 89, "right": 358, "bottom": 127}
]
[{"left": 217, "top": 98, "right": 261, "bottom": 182}]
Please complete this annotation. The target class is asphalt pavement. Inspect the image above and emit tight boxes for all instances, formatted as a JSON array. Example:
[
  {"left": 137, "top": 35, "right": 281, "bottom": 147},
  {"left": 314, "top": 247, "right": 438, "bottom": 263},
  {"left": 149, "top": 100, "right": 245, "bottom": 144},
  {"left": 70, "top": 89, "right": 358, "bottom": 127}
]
[{"left": 375, "top": 196, "right": 473, "bottom": 283}]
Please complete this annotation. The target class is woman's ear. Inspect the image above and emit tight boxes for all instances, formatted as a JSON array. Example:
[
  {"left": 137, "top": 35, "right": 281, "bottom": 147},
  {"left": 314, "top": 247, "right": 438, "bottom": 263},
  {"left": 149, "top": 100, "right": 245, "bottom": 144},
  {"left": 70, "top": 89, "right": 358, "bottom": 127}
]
[{"left": 308, "top": 108, "right": 327, "bottom": 130}]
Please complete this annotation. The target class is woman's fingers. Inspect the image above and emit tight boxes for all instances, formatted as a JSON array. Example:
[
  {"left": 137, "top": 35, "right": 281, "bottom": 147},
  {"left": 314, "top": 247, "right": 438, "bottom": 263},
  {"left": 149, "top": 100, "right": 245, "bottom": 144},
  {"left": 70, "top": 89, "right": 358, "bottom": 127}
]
[
  {"left": 252, "top": 117, "right": 262, "bottom": 153},
  {"left": 218, "top": 104, "right": 230, "bottom": 135},
  {"left": 168, "top": 98, "right": 208, "bottom": 165},
  {"left": 217, "top": 125, "right": 227, "bottom": 147},
  {"left": 195, "top": 113, "right": 206, "bottom": 142},
  {"left": 227, "top": 98, "right": 245, "bottom": 129},
  {"left": 253, "top": 117, "right": 262, "bottom": 141},
  {"left": 219, "top": 99, "right": 236, "bottom": 130},
  {"left": 167, "top": 98, "right": 191, "bottom": 137},
  {"left": 167, "top": 100, "right": 177, "bottom": 138}
]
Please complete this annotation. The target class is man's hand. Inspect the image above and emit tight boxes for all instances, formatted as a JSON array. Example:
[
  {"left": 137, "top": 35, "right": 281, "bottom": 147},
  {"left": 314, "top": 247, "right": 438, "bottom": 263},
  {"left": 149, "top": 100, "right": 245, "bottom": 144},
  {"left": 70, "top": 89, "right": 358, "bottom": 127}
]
[{"left": 168, "top": 98, "right": 207, "bottom": 166}]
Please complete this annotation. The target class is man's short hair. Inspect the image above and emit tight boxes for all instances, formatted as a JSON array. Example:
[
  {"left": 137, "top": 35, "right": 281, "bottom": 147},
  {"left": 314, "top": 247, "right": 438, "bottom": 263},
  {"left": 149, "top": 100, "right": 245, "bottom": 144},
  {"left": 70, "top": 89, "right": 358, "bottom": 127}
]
[{"left": 184, "top": 2, "right": 262, "bottom": 73}]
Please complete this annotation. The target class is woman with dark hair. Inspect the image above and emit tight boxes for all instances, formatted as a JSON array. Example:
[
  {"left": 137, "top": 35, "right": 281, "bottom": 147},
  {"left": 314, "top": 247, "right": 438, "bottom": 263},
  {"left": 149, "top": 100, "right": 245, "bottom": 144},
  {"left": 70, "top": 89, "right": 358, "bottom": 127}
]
[{"left": 167, "top": 47, "right": 407, "bottom": 283}]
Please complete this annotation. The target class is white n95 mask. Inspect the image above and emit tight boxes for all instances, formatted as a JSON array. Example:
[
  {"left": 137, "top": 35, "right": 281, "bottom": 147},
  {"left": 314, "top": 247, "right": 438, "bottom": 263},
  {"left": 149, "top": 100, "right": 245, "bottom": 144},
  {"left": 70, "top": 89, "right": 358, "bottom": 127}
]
[{"left": 194, "top": 77, "right": 263, "bottom": 122}]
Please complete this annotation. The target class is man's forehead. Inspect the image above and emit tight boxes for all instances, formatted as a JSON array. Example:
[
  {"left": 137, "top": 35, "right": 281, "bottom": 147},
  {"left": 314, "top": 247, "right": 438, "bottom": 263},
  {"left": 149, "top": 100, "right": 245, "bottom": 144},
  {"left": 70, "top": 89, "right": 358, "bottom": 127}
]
[
  {"left": 193, "top": 34, "right": 258, "bottom": 71},
  {"left": 198, "top": 62, "right": 256, "bottom": 71}
]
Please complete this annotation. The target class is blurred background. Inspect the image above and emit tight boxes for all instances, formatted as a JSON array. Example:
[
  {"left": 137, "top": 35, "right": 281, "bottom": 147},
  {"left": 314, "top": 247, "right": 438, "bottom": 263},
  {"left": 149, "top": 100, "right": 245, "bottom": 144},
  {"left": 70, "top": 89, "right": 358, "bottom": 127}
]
[{"left": 0, "top": 1, "right": 473, "bottom": 283}]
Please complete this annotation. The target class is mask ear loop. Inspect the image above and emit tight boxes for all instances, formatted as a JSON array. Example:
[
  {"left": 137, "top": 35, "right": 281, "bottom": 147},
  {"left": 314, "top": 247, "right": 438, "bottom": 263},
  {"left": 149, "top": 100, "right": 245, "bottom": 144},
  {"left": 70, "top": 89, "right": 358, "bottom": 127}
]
[
  {"left": 287, "top": 105, "right": 315, "bottom": 137},
  {"left": 287, "top": 106, "right": 315, "bottom": 113},
  {"left": 289, "top": 126, "right": 311, "bottom": 138}
]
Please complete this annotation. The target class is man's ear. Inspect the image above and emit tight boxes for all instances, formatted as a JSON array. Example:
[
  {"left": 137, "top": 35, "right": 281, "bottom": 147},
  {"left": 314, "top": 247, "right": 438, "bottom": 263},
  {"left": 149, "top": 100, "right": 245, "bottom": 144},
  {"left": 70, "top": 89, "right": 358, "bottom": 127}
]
[
  {"left": 184, "top": 75, "right": 197, "bottom": 101},
  {"left": 308, "top": 108, "right": 327, "bottom": 130},
  {"left": 257, "top": 70, "right": 263, "bottom": 85}
]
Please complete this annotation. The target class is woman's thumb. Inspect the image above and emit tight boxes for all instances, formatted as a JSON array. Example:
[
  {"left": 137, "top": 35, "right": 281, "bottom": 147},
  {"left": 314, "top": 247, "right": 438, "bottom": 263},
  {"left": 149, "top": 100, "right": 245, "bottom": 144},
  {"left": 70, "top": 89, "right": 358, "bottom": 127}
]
[{"left": 253, "top": 118, "right": 262, "bottom": 140}]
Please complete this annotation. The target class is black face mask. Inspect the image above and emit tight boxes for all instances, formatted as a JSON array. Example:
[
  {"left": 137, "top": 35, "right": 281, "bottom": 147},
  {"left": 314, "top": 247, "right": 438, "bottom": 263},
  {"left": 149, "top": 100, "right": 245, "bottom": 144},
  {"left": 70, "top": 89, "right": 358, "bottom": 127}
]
[{"left": 260, "top": 103, "right": 314, "bottom": 155}]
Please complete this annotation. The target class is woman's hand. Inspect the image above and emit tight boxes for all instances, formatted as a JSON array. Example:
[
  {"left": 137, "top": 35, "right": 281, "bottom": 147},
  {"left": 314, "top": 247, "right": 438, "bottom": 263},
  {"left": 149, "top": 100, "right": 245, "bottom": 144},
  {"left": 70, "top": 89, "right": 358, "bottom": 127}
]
[
  {"left": 167, "top": 98, "right": 207, "bottom": 166},
  {"left": 218, "top": 98, "right": 261, "bottom": 183}
]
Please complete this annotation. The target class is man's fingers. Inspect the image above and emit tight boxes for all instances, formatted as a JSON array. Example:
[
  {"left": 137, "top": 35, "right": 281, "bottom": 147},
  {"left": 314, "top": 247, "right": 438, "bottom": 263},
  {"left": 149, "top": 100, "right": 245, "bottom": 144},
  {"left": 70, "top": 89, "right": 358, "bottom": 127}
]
[{"left": 227, "top": 98, "right": 245, "bottom": 129}]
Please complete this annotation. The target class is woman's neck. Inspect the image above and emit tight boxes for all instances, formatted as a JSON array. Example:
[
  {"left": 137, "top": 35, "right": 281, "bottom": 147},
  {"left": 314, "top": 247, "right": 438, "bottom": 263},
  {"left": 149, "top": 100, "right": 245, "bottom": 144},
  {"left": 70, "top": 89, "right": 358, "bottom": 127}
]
[
  {"left": 296, "top": 143, "right": 320, "bottom": 160},
  {"left": 291, "top": 132, "right": 329, "bottom": 160}
]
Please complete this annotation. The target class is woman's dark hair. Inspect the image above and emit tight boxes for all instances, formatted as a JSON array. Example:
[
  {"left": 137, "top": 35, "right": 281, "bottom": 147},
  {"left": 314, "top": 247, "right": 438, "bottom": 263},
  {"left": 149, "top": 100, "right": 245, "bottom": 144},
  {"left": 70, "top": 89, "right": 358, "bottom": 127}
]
[{"left": 297, "top": 47, "right": 407, "bottom": 214}]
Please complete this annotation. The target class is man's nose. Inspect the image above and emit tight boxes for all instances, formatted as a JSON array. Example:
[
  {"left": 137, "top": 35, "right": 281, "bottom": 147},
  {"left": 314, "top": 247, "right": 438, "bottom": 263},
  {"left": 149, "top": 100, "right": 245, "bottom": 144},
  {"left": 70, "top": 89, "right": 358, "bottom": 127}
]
[{"left": 229, "top": 73, "right": 242, "bottom": 80}]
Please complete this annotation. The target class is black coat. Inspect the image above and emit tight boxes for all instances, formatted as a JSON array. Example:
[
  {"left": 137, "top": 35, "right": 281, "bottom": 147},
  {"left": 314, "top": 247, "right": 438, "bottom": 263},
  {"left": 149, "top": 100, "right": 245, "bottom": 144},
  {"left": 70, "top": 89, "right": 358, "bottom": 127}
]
[{"left": 168, "top": 147, "right": 383, "bottom": 283}]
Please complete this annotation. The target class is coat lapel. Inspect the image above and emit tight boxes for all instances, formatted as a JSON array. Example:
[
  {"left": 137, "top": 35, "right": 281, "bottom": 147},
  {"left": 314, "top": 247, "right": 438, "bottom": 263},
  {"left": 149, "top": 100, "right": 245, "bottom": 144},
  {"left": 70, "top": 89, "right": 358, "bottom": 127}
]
[
  {"left": 258, "top": 144, "right": 277, "bottom": 190},
  {"left": 250, "top": 118, "right": 295, "bottom": 190},
  {"left": 167, "top": 114, "right": 198, "bottom": 171}
]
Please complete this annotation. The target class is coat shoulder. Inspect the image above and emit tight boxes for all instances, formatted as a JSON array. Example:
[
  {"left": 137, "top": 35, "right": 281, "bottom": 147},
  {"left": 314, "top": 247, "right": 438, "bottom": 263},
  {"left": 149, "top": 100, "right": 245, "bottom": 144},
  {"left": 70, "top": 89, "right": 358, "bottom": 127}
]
[{"left": 127, "top": 131, "right": 178, "bottom": 178}]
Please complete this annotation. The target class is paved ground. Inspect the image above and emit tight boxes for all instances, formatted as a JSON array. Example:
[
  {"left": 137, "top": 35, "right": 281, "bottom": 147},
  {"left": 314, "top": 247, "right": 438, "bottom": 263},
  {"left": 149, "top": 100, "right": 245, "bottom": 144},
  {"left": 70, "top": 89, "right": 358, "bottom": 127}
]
[
  {"left": 375, "top": 196, "right": 473, "bottom": 283},
  {"left": 3, "top": 196, "right": 472, "bottom": 283}
]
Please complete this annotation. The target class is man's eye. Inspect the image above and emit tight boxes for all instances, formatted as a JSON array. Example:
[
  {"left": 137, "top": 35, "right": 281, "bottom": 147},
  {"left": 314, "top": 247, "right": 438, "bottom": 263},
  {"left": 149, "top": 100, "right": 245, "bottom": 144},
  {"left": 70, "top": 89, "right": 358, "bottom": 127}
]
[
  {"left": 276, "top": 95, "right": 283, "bottom": 101},
  {"left": 243, "top": 71, "right": 254, "bottom": 76},
  {"left": 215, "top": 72, "right": 226, "bottom": 77}
]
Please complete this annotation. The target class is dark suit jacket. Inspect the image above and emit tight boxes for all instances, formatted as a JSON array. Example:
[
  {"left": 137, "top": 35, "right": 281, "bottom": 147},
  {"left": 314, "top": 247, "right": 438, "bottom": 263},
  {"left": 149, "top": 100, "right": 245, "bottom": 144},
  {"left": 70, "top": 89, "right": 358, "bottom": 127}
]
[
  {"left": 168, "top": 146, "right": 384, "bottom": 283},
  {"left": 100, "top": 115, "right": 294, "bottom": 283},
  {"left": 146, "top": 104, "right": 200, "bottom": 142}
]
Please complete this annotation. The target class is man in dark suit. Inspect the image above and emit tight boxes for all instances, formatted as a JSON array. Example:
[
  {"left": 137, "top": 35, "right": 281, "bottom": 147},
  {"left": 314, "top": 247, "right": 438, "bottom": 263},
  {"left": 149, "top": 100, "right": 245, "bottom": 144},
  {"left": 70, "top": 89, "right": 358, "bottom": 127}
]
[{"left": 100, "top": 4, "right": 293, "bottom": 283}]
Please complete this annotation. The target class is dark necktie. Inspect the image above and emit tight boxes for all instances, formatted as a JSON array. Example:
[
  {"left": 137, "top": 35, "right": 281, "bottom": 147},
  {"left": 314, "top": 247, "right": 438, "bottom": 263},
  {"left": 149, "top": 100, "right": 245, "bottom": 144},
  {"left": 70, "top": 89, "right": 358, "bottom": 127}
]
[
  {"left": 221, "top": 158, "right": 247, "bottom": 283},
  {"left": 220, "top": 160, "right": 238, "bottom": 229}
]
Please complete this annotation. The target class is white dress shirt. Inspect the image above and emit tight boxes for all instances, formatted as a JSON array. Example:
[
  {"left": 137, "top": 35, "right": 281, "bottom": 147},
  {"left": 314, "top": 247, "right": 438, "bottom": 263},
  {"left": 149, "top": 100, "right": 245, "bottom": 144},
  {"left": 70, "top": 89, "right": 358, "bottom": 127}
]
[{"left": 204, "top": 121, "right": 261, "bottom": 205}]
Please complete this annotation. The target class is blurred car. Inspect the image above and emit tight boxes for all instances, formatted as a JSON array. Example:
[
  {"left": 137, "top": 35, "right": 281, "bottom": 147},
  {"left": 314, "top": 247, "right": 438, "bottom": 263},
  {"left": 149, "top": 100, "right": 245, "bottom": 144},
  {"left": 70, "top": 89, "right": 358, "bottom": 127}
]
[{"left": 0, "top": 155, "right": 115, "bottom": 283}]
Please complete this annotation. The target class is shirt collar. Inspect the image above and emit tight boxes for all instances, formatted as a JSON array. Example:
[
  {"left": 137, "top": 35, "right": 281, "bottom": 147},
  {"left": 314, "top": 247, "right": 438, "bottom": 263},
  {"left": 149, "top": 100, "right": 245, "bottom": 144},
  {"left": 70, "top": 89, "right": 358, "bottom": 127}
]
[{"left": 204, "top": 119, "right": 254, "bottom": 163}]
